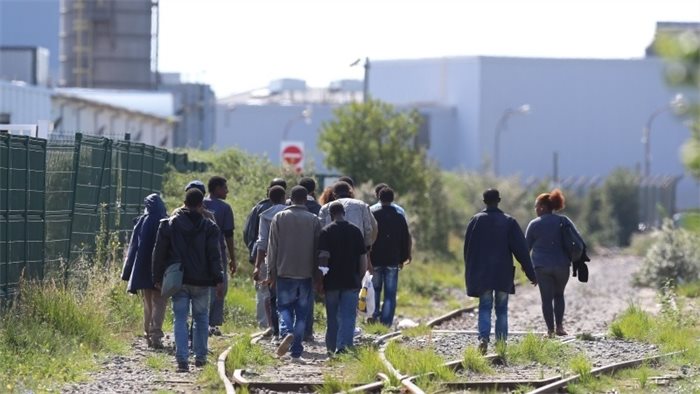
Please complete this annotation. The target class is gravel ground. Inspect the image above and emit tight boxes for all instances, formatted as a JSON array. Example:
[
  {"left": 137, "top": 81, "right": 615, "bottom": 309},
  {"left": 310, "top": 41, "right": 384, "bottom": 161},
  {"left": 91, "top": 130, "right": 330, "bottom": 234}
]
[
  {"left": 436, "top": 253, "right": 660, "bottom": 335},
  {"left": 62, "top": 334, "right": 200, "bottom": 393}
]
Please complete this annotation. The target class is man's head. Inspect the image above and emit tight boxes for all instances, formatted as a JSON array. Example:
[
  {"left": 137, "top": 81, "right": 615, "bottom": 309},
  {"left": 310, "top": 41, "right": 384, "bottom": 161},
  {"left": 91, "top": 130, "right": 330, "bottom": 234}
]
[
  {"left": 482, "top": 188, "right": 501, "bottom": 207},
  {"left": 374, "top": 182, "right": 389, "bottom": 198},
  {"left": 379, "top": 187, "right": 395, "bottom": 205},
  {"left": 329, "top": 201, "right": 345, "bottom": 220},
  {"left": 185, "top": 180, "right": 206, "bottom": 194},
  {"left": 332, "top": 181, "right": 353, "bottom": 199},
  {"left": 269, "top": 177, "right": 287, "bottom": 190},
  {"left": 299, "top": 177, "right": 316, "bottom": 195},
  {"left": 208, "top": 176, "right": 228, "bottom": 199},
  {"left": 290, "top": 185, "right": 308, "bottom": 205},
  {"left": 268, "top": 185, "right": 286, "bottom": 205},
  {"left": 185, "top": 188, "right": 204, "bottom": 209},
  {"left": 338, "top": 176, "right": 354, "bottom": 188}
]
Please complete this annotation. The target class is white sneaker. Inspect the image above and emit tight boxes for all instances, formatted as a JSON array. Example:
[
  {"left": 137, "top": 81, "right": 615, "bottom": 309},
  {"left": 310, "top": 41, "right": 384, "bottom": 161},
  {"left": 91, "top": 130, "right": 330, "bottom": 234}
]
[
  {"left": 291, "top": 356, "right": 309, "bottom": 365},
  {"left": 276, "top": 334, "right": 294, "bottom": 357},
  {"left": 354, "top": 327, "right": 362, "bottom": 337}
]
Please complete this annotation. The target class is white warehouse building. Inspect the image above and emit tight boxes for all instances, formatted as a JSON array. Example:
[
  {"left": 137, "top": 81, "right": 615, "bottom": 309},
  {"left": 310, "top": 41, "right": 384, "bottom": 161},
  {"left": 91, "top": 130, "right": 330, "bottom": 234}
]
[{"left": 216, "top": 55, "right": 698, "bottom": 210}]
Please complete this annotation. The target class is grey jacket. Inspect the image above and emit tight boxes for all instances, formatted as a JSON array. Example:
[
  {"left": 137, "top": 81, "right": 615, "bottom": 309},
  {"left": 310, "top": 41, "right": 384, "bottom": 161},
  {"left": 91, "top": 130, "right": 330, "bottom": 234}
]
[
  {"left": 268, "top": 205, "right": 321, "bottom": 279},
  {"left": 319, "top": 197, "right": 377, "bottom": 247}
]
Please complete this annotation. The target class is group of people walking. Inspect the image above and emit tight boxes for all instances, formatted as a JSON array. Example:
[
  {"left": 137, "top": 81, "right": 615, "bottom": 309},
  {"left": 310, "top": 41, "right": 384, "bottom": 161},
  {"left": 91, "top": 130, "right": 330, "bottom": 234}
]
[
  {"left": 121, "top": 175, "right": 412, "bottom": 370},
  {"left": 463, "top": 188, "right": 587, "bottom": 355}
]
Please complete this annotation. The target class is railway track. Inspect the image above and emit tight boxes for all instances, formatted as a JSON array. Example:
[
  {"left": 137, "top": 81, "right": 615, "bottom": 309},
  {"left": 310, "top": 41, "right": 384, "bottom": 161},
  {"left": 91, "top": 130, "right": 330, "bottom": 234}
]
[{"left": 218, "top": 305, "right": 675, "bottom": 393}]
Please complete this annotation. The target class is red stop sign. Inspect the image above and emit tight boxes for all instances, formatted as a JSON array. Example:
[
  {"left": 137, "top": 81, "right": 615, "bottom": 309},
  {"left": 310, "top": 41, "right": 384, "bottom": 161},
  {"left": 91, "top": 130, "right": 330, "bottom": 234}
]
[{"left": 282, "top": 144, "right": 303, "bottom": 166}]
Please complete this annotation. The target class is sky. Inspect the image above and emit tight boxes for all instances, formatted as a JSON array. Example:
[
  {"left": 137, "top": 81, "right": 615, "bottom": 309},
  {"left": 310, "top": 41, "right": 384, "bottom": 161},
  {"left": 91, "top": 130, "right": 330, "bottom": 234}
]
[{"left": 157, "top": 0, "right": 700, "bottom": 98}]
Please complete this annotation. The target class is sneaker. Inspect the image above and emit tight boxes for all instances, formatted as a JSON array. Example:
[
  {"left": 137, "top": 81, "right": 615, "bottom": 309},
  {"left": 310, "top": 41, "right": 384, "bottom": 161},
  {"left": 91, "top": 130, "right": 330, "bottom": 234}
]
[
  {"left": 176, "top": 362, "right": 189, "bottom": 373},
  {"left": 354, "top": 327, "right": 362, "bottom": 337},
  {"left": 194, "top": 359, "right": 207, "bottom": 367},
  {"left": 209, "top": 326, "right": 222, "bottom": 336},
  {"left": 276, "top": 334, "right": 295, "bottom": 357},
  {"left": 291, "top": 356, "right": 309, "bottom": 365},
  {"left": 478, "top": 338, "right": 488, "bottom": 355}
]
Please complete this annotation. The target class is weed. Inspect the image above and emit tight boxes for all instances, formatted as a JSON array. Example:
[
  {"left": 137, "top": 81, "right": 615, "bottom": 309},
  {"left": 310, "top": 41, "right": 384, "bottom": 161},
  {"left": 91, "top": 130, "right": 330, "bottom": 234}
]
[
  {"left": 462, "top": 347, "right": 492, "bottom": 373},
  {"left": 508, "top": 333, "right": 571, "bottom": 366},
  {"left": 362, "top": 321, "right": 391, "bottom": 335},
  {"left": 678, "top": 280, "right": 700, "bottom": 298},
  {"left": 145, "top": 353, "right": 170, "bottom": 371},
  {"left": 385, "top": 341, "right": 455, "bottom": 381},
  {"left": 569, "top": 353, "right": 592, "bottom": 383},
  {"left": 224, "top": 336, "right": 276, "bottom": 371},
  {"left": 317, "top": 375, "right": 351, "bottom": 393},
  {"left": 494, "top": 339, "right": 508, "bottom": 361},
  {"left": 344, "top": 346, "right": 398, "bottom": 386},
  {"left": 610, "top": 304, "right": 652, "bottom": 340},
  {"left": 401, "top": 324, "right": 431, "bottom": 338},
  {"left": 575, "top": 332, "right": 596, "bottom": 341}
]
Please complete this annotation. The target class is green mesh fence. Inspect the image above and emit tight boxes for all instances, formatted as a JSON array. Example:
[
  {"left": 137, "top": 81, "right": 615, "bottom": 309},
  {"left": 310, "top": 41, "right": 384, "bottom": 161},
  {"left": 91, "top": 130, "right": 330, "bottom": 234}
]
[{"left": 1, "top": 132, "right": 200, "bottom": 297}]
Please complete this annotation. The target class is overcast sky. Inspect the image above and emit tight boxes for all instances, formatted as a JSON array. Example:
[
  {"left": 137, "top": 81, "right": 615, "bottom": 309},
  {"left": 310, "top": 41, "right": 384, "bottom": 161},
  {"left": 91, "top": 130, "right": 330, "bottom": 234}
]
[{"left": 157, "top": 0, "right": 700, "bottom": 98}]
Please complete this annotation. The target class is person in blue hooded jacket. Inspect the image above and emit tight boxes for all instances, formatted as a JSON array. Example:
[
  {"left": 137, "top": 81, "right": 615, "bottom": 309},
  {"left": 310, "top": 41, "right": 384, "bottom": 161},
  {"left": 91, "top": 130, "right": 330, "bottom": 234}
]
[{"left": 122, "top": 193, "right": 168, "bottom": 349}]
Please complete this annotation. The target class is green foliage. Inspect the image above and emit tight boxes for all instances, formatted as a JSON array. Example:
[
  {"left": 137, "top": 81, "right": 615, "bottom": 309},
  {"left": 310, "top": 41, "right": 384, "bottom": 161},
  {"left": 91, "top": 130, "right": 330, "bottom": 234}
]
[
  {"left": 145, "top": 353, "right": 170, "bottom": 371},
  {"left": 598, "top": 168, "right": 640, "bottom": 247},
  {"left": 635, "top": 219, "right": 700, "bottom": 288},
  {"left": 332, "top": 346, "right": 398, "bottom": 386},
  {"left": 361, "top": 321, "right": 391, "bottom": 335},
  {"left": 508, "top": 333, "right": 571, "bottom": 366},
  {"left": 385, "top": 341, "right": 455, "bottom": 381},
  {"left": 401, "top": 325, "right": 431, "bottom": 338},
  {"left": 610, "top": 305, "right": 653, "bottom": 340},
  {"left": 462, "top": 347, "right": 492, "bottom": 373},
  {"left": 655, "top": 27, "right": 700, "bottom": 179},
  {"left": 569, "top": 353, "right": 593, "bottom": 382},
  {"left": 318, "top": 99, "right": 449, "bottom": 252},
  {"left": 317, "top": 375, "right": 351, "bottom": 393},
  {"left": 678, "top": 280, "right": 700, "bottom": 298},
  {"left": 224, "top": 336, "right": 276, "bottom": 371}
]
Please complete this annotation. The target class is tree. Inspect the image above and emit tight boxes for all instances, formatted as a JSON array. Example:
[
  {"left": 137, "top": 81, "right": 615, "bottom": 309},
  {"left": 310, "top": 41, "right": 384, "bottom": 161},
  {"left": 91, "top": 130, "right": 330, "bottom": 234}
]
[
  {"left": 655, "top": 27, "right": 700, "bottom": 179},
  {"left": 318, "top": 99, "right": 429, "bottom": 197},
  {"left": 318, "top": 99, "right": 449, "bottom": 252}
]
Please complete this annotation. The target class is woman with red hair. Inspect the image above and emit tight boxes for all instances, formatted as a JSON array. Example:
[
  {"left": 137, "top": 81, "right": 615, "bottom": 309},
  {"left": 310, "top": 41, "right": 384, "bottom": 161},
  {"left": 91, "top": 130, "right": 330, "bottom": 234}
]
[{"left": 525, "top": 189, "right": 582, "bottom": 337}]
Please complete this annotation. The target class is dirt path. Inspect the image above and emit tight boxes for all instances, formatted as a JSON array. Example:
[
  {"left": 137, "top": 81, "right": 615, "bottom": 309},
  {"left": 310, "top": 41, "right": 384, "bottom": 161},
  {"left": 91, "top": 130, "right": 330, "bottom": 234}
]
[
  {"left": 508, "top": 253, "right": 659, "bottom": 335},
  {"left": 62, "top": 334, "right": 201, "bottom": 394}
]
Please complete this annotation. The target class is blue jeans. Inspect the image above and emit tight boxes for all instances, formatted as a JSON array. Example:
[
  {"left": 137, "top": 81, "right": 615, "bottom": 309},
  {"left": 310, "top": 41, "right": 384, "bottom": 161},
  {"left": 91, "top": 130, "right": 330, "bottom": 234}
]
[
  {"left": 305, "top": 288, "right": 315, "bottom": 339},
  {"left": 276, "top": 277, "right": 311, "bottom": 358},
  {"left": 324, "top": 289, "right": 360, "bottom": 353},
  {"left": 209, "top": 269, "right": 227, "bottom": 326},
  {"left": 173, "top": 285, "right": 210, "bottom": 363},
  {"left": 478, "top": 290, "right": 509, "bottom": 342},
  {"left": 372, "top": 266, "right": 399, "bottom": 326}
]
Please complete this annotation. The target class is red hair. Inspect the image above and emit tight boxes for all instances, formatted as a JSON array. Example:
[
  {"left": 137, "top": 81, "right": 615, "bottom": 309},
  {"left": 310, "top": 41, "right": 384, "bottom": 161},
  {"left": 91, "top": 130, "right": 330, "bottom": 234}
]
[{"left": 536, "top": 188, "right": 565, "bottom": 211}]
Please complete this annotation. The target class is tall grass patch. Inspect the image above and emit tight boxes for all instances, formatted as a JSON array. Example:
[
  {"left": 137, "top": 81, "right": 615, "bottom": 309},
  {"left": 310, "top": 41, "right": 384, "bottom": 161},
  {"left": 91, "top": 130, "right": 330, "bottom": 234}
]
[
  {"left": 385, "top": 341, "right": 454, "bottom": 381},
  {"left": 508, "top": 333, "right": 572, "bottom": 366},
  {"left": 462, "top": 347, "right": 492, "bottom": 373},
  {"left": 224, "top": 336, "right": 276, "bottom": 371}
]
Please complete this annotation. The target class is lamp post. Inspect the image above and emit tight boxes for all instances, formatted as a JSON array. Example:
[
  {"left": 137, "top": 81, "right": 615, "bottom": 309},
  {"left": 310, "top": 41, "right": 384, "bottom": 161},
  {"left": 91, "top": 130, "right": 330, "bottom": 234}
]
[
  {"left": 493, "top": 104, "right": 531, "bottom": 176},
  {"left": 642, "top": 94, "right": 686, "bottom": 177},
  {"left": 281, "top": 106, "right": 313, "bottom": 141},
  {"left": 351, "top": 57, "right": 370, "bottom": 103}
]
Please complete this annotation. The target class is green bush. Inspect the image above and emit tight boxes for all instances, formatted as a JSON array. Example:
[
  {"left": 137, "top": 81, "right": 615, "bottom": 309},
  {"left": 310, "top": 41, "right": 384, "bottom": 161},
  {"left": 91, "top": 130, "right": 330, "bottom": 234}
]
[{"left": 635, "top": 219, "right": 700, "bottom": 288}]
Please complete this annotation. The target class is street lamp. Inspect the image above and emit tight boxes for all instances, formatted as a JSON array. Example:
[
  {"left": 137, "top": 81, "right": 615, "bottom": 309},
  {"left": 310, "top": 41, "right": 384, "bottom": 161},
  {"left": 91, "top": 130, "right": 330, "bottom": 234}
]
[
  {"left": 281, "top": 106, "right": 312, "bottom": 140},
  {"left": 493, "top": 104, "right": 531, "bottom": 176},
  {"left": 351, "top": 57, "right": 370, "bottom": 103},
  {"left": 642, "top": 93, "right": 687, "bottom": 177}
]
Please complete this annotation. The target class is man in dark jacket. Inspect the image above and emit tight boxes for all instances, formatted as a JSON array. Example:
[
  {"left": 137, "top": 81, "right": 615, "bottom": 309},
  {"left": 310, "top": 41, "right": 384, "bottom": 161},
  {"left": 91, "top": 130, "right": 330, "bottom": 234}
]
[
  {"left": 153, "top": 188, "right": 224, "bottom": 372},
  {"left": 370, "top": 187, "right": 411, "bottom": 327},
  {"left": 121, "top": 193, "right": 168, "bottom": 349},
  {"left": 244, "top": 178, "right": 287, "bottom": 329},
  {"left": 463, "top": 189, "right": 537, "bottom": 354}
]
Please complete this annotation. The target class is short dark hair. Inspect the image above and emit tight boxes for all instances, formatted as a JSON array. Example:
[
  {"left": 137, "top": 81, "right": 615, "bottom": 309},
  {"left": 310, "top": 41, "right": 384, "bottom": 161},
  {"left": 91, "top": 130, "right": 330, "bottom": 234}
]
[
  {"left": 332, "top": 181, "right": 353, "bottom": 199},
  {"left": 483, "top": 188, "right": 501, "bottom": 204},
  {"left": 379, "top": 187, "right": 395, "bottom": 203},
  {"left": 338, "top": 176, "right": 354, "bottom": 188},
  {"left": 329, "top": 201, "right": 345, "bottom": 216},
  {"left": 269, "top": 177, "right": 287, "bottom": 189},
  {"left": 185, "top": 188, "right": 204, "bottom": 208},
  {"left": 290, "top": 185, "right": 308, "bottom": 203},
  {"left": 208, "top": 176, "right": 227, "bottom": 194},
  {"left": 299, "top": 177, "right": 316, "bottom": 194},
  {"left": 268, "top": 185, "right": 286, "bottom": 204},
  {"left": 374, "top": 182, "right": 389, "bottom": 197},
  {"left": 185, "top": 180, "right": 206, "bottom": 194}
]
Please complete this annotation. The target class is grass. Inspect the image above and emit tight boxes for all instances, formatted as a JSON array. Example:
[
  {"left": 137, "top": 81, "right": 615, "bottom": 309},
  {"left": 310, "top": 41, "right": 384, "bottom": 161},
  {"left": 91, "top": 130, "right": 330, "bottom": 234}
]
[
  {"left": 401, "top": 324, "right": 431, "bottom": 338},
  {"left": 610, "top": 305, "right": 653, "bottom": 340},
  {"left": 224, "top": 335, "right": 276, "bottom": 372},
  {"left": 330, "top": 346, "right": 399, "bottom": 386},
  {"left": 385, "top": 341, "right": 455, "bottom": 381},
  {"left": 145, "top": 353, "right": 170, "bottom": 371},
  {"left": 462, "top": 347, "right": 492, "bottom": 373},
  {"left": 317, "top": 374, "right": 352, "bottom": 393},
  {"left": 569, "top": 353, "right": 593, "bottom": 382},
  {"left": 508, "top": 333, "right": 572, "bottom": 366},
  {"left": 361, "top": 321, "right": 391, "bottom": 335},
  {"left": 678, "top": 280, "right": 700, "bottom": 298}
]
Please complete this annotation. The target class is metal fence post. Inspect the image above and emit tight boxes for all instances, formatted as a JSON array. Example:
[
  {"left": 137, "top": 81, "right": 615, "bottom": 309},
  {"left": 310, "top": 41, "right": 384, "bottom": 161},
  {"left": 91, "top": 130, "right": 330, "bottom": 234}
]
[
  {"left": 2, "top": 134, "right": 10, "bottom": 297},
  {"left": 64, "top": 133, "right": 82, "bottom": 283}
]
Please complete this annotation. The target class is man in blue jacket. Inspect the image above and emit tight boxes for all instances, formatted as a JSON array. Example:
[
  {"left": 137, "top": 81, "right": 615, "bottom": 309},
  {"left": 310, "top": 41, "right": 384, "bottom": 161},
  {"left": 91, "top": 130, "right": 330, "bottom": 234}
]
[{"left": 463, "top": 189, "right": 537, "bottom": 354}]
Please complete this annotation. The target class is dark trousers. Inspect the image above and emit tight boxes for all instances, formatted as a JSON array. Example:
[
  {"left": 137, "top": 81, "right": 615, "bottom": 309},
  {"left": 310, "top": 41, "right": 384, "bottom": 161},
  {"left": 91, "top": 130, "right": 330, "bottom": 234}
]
[{"left": 535, "top": 266, "right": 570, "bottom": 331}]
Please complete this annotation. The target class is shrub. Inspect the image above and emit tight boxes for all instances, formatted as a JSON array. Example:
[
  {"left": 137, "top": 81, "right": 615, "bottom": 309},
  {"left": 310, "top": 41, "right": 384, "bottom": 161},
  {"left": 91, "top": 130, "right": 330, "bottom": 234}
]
[{"left": 635, "top": 219, "right": 700, "bottom": 288}]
